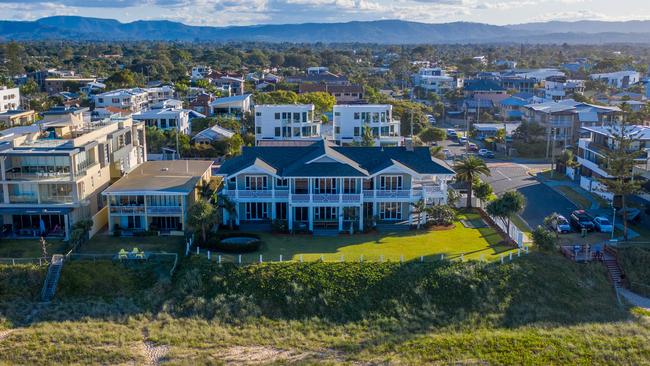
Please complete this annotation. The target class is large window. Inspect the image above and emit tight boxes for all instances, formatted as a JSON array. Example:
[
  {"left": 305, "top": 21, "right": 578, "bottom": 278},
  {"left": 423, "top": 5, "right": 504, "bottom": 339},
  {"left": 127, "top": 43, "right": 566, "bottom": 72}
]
[
  {"left": 314, "top": 207, "right": 337, "bottom": 221},
  {"left": 379, "top": 176, "right": 402, "bottom": 191},
  {"left": 314, "top": 178, "right": 337, "bottom": 194},
  {"left": 245, "top": 176, "right": 268, "bottom": 190},
  {"left": 245, "top": 202, "right": 268, "bottom": 220},
  {"left": 379, "top": 202, "right": 401, "bottom": 220},
  {"left": 343, "top": 178, "right": 357, "bottom": 193}
]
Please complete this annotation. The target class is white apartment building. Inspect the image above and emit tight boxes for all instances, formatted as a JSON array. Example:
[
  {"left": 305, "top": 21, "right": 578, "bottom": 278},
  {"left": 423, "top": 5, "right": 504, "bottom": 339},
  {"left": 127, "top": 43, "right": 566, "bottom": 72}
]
[
  {"left": 254, "top": 104, "right": 321, "bottom": 144},
  {"left": 0, "top": 115, "right": 146, "bottom": 239},
  {"left": 412, "top": 68, "right": 458, "bottom": 96},
  {"left": 94, "top": 88, "right": 150, "bottom": 113},
  {"left": 589, "top": 71, "right": 641, "bottom": 89},
  {"left": 333, "top": 104, "right": 402, "bottom": 146},
  {"left": 0, "top": 87, "right": 20, "bottom": 113}
]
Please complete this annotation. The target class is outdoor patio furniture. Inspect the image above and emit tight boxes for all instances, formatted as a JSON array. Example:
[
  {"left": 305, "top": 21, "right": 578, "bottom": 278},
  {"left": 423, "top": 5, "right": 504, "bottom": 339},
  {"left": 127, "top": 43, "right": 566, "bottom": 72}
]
[{"left": 118, "top": 249, "right": 128, "bottom": 260}]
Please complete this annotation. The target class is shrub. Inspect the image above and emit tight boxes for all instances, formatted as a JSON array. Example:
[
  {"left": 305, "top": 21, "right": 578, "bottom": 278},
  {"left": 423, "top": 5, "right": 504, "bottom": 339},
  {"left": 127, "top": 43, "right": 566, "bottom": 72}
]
[
  {"left": 271, "top": 219, "right": 288, "bottom": 233},
  {"left": 532, "top": 225, "right": 557, "bottom": 252},
  {"left": 427, "top": 205, "right": 456, "bottom": 226}
]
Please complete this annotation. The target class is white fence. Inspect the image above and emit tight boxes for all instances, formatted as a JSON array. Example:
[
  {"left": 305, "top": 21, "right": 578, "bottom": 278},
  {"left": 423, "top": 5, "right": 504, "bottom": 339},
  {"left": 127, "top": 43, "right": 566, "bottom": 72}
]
[{"left": 488, "top": 214, "right": 527, "bottom": 247}]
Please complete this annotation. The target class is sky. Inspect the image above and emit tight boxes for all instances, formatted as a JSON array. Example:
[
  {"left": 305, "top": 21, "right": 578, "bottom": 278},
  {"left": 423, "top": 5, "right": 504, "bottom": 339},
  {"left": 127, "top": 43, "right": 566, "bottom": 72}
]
[{"left": 1, "top": 0, "right": 650, "bottom": 26}]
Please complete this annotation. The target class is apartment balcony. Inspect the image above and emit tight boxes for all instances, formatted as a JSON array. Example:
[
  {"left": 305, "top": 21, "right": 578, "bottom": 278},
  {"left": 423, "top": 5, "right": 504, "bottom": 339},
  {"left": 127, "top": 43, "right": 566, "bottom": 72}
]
[
  {"left": 40, "top": 195, "right": 74, "bottom": 204},
  {"left": 4, "top": 170, "right": 71, "bottom": 182},
  {"left": 8, "top": 194, "right": 39, "bottom": 204},
  {"left": 224, "top": 189, "right": 288, "bottom": 200},
  {"left": 110, "top": 206, "right": 146, "bottom": 214}
]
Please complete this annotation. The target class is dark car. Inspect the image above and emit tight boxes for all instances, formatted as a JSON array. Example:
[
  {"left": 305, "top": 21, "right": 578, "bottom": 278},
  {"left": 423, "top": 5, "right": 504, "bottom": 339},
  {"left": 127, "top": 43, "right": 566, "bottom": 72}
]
[{"left": 570, "top": 210, "right": 595, "bottom": 231}]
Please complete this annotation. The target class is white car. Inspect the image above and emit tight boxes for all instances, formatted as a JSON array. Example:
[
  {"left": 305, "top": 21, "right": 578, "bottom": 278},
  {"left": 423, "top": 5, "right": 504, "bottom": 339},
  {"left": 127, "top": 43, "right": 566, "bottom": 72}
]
[
  {"left": 593, "top": 216, "right": 613, "bottom": 233},
  {"left": 553, "top": 215, "right": 572, "bottom": 233},
  {"left": 459, "top": 136, "right": 468, "bottom": 144}
]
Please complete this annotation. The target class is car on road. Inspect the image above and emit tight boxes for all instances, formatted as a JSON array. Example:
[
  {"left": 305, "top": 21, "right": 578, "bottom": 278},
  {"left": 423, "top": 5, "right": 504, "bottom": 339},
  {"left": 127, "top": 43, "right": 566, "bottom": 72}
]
[
  {"left": 468, "top": 142, "right": 479, "bottom": 151},
  {"left": 478, "top": 149, "right": 495, "bottom": 158},
  {"left": 550, "top": 215, "right": 572, "bottom": 233},
  {"left": 459, "top": 136, "right": 468, "bottom": 144},
  {"left": 570, "top": 210, "right": 595, "bottom": 231},
  {"left": 447, "top": 129, "right": 458, "bottom": 139},
  {"left": 593, "top": 216, "right": 613, "bottom": 233},
  {"left": 427, "top": 114, "right": 436, "bottom": 124}
]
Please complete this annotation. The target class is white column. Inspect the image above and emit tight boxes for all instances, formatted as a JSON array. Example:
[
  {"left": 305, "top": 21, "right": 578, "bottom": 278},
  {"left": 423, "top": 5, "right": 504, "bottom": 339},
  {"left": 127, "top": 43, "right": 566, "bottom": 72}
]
[
  {"left": 308, "top": 206, "right": 313, "bottom": 232},
  {"left": 359, "top": 206, "right": 364, "bottom": 231},
  {"left": 271, "top": 202, "right": 276, "bottom": 220},
  {"left": 288, "top": 205, "right": 293, "bottom": 230},
  {"left": 235, "top": 203, "right": 241, "bottom": 225},
  {"left": 338, "top": 207, "right": 343, "bottom": 232},
  {"left": 63, "top": 214, "right": 70, "bottom": 241}
]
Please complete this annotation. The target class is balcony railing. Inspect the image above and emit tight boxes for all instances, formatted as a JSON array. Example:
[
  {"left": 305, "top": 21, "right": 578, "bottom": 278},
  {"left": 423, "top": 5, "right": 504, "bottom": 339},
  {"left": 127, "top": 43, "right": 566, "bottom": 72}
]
[
  {"left": 110, "top": 206, "right": 145, "bottom": 214},
  {"left": 9, "top": 194, "right": 38, "bottom": 204},
  {"left": 147, "top": 206, "right": 182, "bottom": 215},
  {"left": 224, "top": 187, "right": 444, "bottom": 202}
]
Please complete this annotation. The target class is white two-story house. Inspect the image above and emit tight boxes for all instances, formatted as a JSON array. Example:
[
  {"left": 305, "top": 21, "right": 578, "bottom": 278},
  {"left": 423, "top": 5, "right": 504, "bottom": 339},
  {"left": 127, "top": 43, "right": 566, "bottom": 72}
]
[
  {"left": 0, "top": 87, "right": 20, "bottom": 113},
  {"left": 577, "top": 125, "right": 650, "bottom": 201},
  {"left": 132, "top": 107, "right": 204, "bottom": 135},
  {"left": 254, "top": 104, "right": 321, "bottom": 145},
  {"left": 94, "top": 88, "right": 150, "bottom": 113},
  {"left": 216, "top": 140, "right": 455, "bottom": 234},
  {"left": 333, "top": 104, "right": 402, "bottom": 146}
]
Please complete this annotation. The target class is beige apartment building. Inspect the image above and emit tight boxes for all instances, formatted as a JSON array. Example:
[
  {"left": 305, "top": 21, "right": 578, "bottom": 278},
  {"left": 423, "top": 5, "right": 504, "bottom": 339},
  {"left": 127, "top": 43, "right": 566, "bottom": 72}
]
[{"left": 0, "top": 115, "right": 146, "bottom": 240}]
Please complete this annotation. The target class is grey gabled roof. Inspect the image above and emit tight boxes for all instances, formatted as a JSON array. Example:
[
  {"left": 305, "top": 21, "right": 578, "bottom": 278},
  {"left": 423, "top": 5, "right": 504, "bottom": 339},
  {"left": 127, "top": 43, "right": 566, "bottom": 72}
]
[{"left": 217, "top": 140, "right": 454, "bottom": 177}]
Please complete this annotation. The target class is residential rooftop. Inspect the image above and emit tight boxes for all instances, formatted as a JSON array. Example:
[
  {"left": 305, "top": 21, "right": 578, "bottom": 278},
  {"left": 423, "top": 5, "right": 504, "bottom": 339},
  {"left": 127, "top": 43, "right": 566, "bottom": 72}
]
[{"left": 103, "top": 160, "right": 213, "bottom": 195}]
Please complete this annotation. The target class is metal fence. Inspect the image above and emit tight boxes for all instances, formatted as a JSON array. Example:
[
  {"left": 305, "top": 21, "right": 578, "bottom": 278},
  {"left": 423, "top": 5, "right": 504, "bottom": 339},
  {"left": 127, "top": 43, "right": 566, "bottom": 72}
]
[{"left": 0, "top": 257, "right": 48, "bottom": 266}]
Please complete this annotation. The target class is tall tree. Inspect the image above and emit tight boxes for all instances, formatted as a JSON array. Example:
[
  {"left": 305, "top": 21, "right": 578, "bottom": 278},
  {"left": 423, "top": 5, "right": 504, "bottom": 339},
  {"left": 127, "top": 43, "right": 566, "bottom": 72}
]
[
  {"left": 454, "top": 156, "right": 491, "bottom": 208},
  {"left": 486, "top": 191, "right": 526, "bottom": 238},
  {"left": 4, "top": 42, "right": 24, "bottom": 76},
  {"left": 598, "top": 119, "right": 644, "bottom": 240},
  {"left": 359, "top": 125, "right": 375, "bottom": 147}
]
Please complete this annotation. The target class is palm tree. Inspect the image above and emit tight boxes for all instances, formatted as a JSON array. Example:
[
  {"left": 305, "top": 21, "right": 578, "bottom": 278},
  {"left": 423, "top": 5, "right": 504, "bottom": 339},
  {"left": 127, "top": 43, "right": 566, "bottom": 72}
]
[
  {"left": 188, "top": 200, "right": 217, "bottom": 244},
  {"left": 454, "top": 156, "right": 491, "bottom": 208},
  {"left": 217, "top": 194, "right": 237, "bottom": 230},
  {"left": 410, "top": 199, "right": 428, "bottom": 230}
]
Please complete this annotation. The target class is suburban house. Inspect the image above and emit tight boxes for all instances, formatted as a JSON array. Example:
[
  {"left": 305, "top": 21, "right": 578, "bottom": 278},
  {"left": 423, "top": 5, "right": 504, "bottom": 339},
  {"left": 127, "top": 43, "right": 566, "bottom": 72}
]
[
  {"left": 192, "top": 125, "right": 235, "bottom": 145},
  {"left": 216, "top": 140, "right": 455, "bottom": 233},
  {"left": 146, "top": 85, "right": 175, "bottom": 104},
  {"left": 500, "top": 76, "right": 537, "bottom": 94},
  {"left": 463, "top": 79, "right": 508, "bottom": 104},
  {"left": 473, "top": 123, "right": 520, "bottom": 140},
  {"left": 298, "top": 84, "right": 365, "bottom": 103},
  {"left": 589, "top": 71, "right": 641, "bottom": 89},
  {"left": 0, "top": 115, "right": 146, "bottom": 239},
  {"left": 286, "top": 72, "right": 349, "bottom": 86},
  {"left": 499, "top": 96, "right": 528, "bottom": 120},
  {"left": 210, "top": 94, "right": 252, "bottom": 120},
  {"left": 191, "top": 65, "right": 212, "bottom": 81},
  {"left": 44, "top": 77, "right": 97, "bottom": 95},
  {"left": 0, "top": 110, "right": 36, "bottom": 128},
  {"left": 543, "top": 76, "right": 585, "bottom": 101},
  {"left": 103, "top": 160, "right": 213, "bottom": 235},
  {"left": 0, "top": 87, "right": 20, "bottom": 113},
  {"left": 254, "top": 104, "right": 321, "bottom": 144},
  {"left": 189, "top": 93, "right": 215, "bottom": 116},
  {"left": 209, "top": 73, "right": 245, "bottom": 96},
  {"left": 132, "top": 106, "right": 204, "bottom": 135},
  {"left": 524, "top": 99, "right": 621, "bottom": 153},
  {"left": 332, "top": 104, "right": 402, "bottom": 146},
  {"left": 576, "top": 125, "right": 650, "bottom": 201},
  {"left": 94, "top": 88, "right": 150, "bottom": 113}
]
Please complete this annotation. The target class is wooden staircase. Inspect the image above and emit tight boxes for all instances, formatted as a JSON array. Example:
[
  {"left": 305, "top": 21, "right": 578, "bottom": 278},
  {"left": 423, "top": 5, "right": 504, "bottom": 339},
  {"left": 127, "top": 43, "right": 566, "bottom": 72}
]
[
  {"left": 41, "top": 254, "right": 64, "bottom": 302},
  {"left": 604, "top": 246, "right": 625, "bottom": 289}
]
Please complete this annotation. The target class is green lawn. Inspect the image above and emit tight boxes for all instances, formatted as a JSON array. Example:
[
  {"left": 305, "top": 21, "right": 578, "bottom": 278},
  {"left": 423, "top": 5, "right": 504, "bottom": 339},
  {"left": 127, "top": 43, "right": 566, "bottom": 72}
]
[
  {"left": 80, "top": 234, "right": 185, "bottom": 254},
  {"left": 0, "top": 238, "right": 68, "bottom": 258},
  {"left": 213, "top": 211, "right": 518, "bottom": 263}
]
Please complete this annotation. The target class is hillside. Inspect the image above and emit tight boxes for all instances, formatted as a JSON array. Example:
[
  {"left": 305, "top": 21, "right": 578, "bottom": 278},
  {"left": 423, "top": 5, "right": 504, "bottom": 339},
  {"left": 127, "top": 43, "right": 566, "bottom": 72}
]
[
  {"left": 2, "top": 16, "right": 650, "bottom": 44},
  {"left": 1, "top": 254, "right": 649, "bottom": 364}
]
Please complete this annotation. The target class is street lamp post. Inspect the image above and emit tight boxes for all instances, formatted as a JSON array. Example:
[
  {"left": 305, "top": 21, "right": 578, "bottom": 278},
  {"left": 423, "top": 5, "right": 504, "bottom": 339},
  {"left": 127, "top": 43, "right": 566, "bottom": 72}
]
[{"left": 611, "top": 204, "right": 616, "bottom": 241}]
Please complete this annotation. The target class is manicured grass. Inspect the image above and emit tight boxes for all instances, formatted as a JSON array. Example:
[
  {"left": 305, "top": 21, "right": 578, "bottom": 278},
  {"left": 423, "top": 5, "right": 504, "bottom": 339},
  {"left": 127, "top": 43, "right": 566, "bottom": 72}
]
[
  {"left": 0, "top": 239, "right": 68, "bottom": 258},
  {"left": 79, "top": 234, "right": 185, "bottom": 255},
  {"left": 215, "top": 211, "right": 516, "bottom": 263},
  {"left": 511, "top": 213, "right": 532, "bottom": 237}
]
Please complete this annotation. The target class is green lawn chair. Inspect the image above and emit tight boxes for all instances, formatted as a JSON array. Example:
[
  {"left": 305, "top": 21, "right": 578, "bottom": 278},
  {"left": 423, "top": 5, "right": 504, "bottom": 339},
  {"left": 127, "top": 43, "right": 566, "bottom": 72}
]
[
  {"left": 118, "top": 249, "right": 128, "bottom": 260},
  {"left": 132, "top": 247, "right": 145, "bottom": 260}
]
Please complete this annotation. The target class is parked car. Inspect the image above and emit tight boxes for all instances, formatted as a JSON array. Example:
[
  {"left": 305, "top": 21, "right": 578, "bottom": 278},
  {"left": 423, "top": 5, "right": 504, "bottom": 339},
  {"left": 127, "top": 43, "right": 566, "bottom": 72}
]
[
  {"left": 478, "top": 149, "right": 495, "bottom": 158},
  {"left": 593, "top": 216, "right": 613, "bottom": 233},
  {"left": 427, "top": 114, "right": 436, "bottom": 124},
  {"left": 468, "top": 142, "right": 479, "bottom": 152},
  {"left": 459, "top": 136, "right": 468, "bottom": 144},
  {"left": 442, "top": 149, "right": 452, "bottom": 159},
  {"left": 551, "top": 215, "right": 572, "bottom": 233},
  {"left": 570, "top": 210, "right": 595, "bottom": 231},
  {"left": 447, "top": 129, "right": 458, "bottom": 139}
]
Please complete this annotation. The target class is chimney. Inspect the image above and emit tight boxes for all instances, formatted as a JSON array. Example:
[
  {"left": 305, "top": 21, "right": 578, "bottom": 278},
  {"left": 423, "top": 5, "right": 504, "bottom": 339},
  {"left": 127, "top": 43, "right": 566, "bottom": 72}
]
[{"left": 404, "top": 138, "right": 414, "bottom": 151}]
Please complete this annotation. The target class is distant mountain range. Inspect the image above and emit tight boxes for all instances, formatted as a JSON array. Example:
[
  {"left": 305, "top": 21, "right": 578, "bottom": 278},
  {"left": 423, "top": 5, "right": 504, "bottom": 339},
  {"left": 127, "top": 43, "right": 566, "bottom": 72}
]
[{"left": 2, "top": 16, "right": 650, "bottom": 44}]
